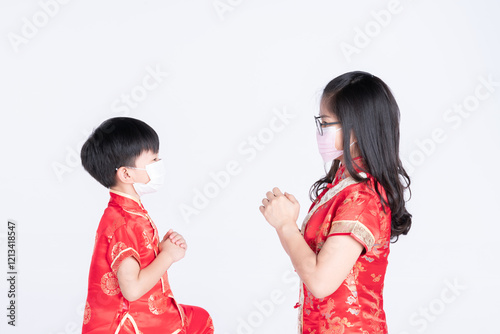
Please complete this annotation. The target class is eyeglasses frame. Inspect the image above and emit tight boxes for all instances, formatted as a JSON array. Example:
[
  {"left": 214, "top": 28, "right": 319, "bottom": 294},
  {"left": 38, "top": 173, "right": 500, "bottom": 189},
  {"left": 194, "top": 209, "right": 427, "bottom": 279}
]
[{"left": 314, "top": 116, "right": 340, "bottom": 136}]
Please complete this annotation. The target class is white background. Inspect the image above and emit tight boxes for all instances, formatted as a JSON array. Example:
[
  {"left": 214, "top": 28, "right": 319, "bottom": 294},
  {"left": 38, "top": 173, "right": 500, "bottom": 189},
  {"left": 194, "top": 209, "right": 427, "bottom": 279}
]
[{"left": 1, "top": 1, "right": 499, "bottom": 333}]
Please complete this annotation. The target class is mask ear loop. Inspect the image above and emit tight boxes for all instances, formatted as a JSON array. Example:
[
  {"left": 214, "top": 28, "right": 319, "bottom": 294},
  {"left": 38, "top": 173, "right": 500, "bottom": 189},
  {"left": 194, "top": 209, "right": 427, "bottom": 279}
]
[
  {"left": 114, "top": 167, "right": 146, "bottom": 188},
  {"left": 338, "top": 141, "right": 357, "bottom": 168}
]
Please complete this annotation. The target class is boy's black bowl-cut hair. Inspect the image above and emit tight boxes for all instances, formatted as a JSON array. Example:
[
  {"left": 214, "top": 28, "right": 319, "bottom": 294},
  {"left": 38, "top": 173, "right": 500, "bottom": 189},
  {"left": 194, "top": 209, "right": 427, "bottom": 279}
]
[{"left": 81, "top": 117, "right": 159, "bottom": 188}]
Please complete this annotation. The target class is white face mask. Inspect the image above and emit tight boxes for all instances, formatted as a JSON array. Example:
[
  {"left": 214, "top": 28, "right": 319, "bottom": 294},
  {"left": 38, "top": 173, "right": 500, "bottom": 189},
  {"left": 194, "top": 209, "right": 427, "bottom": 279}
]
[{"left": 130, "top": 160, "right": 166, "bottom": 197}]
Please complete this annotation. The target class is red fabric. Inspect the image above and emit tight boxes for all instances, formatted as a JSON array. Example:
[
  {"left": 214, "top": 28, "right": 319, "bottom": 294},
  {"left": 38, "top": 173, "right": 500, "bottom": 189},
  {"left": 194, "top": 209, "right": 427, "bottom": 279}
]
[
  {"left": 82, "top": 190, "right": 213, "bottom": 334},
  {"left": 300, "top": 159, "right": 391, "bottom": 334},
  {"left": 179, "top": 305, "right": 214, "bottom": 334}
]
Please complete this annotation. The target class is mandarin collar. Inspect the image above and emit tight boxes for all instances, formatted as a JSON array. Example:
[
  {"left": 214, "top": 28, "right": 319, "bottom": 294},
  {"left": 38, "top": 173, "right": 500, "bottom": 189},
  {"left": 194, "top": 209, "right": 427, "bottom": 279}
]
[
  {"left": 109, "top": 189, "right": 146, "bottom": 213},
  {"left": 331, "top": 157, "right": 366, "bottom": 187}
]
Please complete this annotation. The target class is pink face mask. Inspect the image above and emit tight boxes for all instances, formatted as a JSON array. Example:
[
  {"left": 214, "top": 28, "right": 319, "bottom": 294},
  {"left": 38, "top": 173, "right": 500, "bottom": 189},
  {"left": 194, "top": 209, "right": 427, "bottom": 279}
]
[{"left": 316, "top": 126, "right": 343, "bottom": 164}]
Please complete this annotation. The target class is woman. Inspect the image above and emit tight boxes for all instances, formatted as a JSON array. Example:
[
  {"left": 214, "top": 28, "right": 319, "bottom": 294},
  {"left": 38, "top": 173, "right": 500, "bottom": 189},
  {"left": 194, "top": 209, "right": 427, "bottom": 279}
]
[{"left": 259, "top": 71, "right": 412, "bottom": 333}]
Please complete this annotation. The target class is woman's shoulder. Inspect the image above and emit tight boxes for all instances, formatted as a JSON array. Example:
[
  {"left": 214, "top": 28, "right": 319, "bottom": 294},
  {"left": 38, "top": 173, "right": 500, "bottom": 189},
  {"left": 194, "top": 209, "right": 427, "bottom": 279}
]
[
  {"left": 335, "top": 173, "right": 389, "bottom": 213},
  {"left": 338, "top": 173, "right": 379, "bottom": 197}
]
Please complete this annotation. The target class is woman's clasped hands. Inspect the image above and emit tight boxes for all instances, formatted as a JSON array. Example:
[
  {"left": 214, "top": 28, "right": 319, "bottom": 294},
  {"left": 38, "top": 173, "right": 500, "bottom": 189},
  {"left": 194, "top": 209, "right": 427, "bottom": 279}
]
[{"left": 259, "top": 187, "right": 300, "bottom": 230}]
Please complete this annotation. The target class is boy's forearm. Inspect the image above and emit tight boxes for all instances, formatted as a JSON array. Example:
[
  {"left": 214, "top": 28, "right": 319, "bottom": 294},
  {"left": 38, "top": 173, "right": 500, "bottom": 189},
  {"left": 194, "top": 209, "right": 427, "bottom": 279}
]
[
  {"left": 123, "top": 252, "right": 175, "bottom": 301},
  {"left": 138, "top": 252, "right": 174, "bottom": 289}
]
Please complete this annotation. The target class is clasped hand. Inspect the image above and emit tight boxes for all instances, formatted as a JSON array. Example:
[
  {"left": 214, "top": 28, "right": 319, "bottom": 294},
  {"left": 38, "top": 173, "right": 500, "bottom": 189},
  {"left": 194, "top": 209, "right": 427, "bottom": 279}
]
[
  {"left": 159, "top": 229, "right": 187, "bottom": 263},
  {"left": 259, "top": 187, "right": 300, "bottom": 230}
]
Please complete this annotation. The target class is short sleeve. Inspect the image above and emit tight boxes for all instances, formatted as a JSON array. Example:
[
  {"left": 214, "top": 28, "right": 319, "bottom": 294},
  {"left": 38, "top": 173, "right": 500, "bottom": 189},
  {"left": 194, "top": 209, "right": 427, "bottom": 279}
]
[
  {"left": 107, "top": 222, "right": 141, "bottom": 275},
  {"left": 327, "top": 189, "right": 382, "bottom": 253}
]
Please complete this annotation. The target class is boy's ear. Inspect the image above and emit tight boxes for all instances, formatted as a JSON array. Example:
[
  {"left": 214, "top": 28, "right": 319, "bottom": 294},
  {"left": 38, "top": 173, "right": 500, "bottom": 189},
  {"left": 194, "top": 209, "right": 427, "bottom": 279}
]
[{"left": 115, "top": 167, "right": 135, "bottom": 184}]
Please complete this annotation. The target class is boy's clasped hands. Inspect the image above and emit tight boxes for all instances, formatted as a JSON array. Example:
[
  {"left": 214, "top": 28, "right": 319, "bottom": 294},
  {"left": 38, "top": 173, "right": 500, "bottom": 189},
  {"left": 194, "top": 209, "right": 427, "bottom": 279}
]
[{"left": 160, "top": 229, "right": 187, "bottom": 263}]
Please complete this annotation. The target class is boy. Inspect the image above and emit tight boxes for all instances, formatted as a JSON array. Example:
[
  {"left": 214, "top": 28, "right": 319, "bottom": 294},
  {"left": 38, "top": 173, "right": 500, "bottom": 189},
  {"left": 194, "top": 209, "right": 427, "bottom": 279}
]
[{"left": 80, "top": 117, "right": 213, "bottom": 334}]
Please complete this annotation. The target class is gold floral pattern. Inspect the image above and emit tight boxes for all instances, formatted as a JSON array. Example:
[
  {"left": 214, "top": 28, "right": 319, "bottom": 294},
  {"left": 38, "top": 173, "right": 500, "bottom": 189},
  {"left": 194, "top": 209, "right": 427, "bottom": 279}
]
[
  {"left": 83, "top": 190, "right": 210, "bottom": 334},
  {"left": 100, "top": 272, "right": 120, "bottom": 296},
  {"left": 142, "top": 230, "right": 153, "bottom": 250},
  {"left": 83, "top": 301, "right": 91, "bottom": 325},
  {"left": 111, "top": 241, "right": 128, "bottom": 261},
  {"left": 320, "top": 316, "right": 353, "bottom": 334},
  {"left": 148, "top": 290, "right": 169, "bottom": 315},
  {"left": 206, "top": 316, "right": 215, "bottom": 331},
  {"left": 298, "top": 158, "right": 390, "bottom": 333}
]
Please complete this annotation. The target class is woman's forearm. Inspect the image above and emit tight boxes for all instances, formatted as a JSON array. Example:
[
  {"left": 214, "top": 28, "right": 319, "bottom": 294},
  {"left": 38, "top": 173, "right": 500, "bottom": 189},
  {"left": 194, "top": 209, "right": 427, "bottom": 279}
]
[
  {"left": 275, "top": 223, "right": 318, "bottom": 285},
  {"left": 276, "top": 223, "right": 364, "bottom": 298}
]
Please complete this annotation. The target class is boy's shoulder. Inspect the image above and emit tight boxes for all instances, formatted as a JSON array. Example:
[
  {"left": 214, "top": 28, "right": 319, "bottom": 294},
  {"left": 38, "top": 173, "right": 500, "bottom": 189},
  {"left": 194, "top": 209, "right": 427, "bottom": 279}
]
[{"left": 97, "top": 201, "right": 149, "bottom": 240}]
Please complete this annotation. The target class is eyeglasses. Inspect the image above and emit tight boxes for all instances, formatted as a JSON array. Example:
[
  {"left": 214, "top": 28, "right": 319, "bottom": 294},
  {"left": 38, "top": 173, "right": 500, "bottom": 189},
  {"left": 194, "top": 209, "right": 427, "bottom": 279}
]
[{"left": 314, "top": 116, "right": 340, "bottom": 136}]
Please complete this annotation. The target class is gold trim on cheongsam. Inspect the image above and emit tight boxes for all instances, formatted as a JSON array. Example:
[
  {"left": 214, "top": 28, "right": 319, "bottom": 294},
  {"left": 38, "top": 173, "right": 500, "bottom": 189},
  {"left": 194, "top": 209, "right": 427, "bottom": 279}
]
[
  {"left": 109, "top": 189, "right": 142, "bottom": 205},
  {"left": 171, "top": 296, "right": 186, "bottom": 327},
  {"left": 297, "top": 283, "right": 304, "bottom": 334},
  {"left": 110, "top": 247, "right": 141, "bottom": 274},
  {"left": 297, "top": 174, "right": 366, "bottom": 334},
  {"left": 114, "top": 313, "right": 140, "bottom": 334},
  {"left": 121, "top": 210, "right": 159, "bottom": 250},
  {"left": 144, "top": 213, "right": 159, "bottom": 247},
  {"left": 329, "top": 220, "right": 375, "bottom": 252},
  {"left": 122, "top": 208, "right": 147, "bottom": 220},
  {"left": 300, "top": 173, "right": 367, "bottom": 232}
]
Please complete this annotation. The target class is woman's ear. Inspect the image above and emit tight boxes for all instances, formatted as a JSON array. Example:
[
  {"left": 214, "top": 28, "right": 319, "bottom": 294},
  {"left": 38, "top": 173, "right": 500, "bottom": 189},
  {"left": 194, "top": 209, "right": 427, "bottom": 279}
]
[
  {"left": 349, "top": 129, "right": 357, "bottom": 144},
  {"left": 348, "top": 130, "right": 360, "bottom": 150},
  {"left": 349, "top": 130, "right": 361, "bottom": 157},
  {"left": 115, "top": 167, "right": 135, "bottom": 184}
]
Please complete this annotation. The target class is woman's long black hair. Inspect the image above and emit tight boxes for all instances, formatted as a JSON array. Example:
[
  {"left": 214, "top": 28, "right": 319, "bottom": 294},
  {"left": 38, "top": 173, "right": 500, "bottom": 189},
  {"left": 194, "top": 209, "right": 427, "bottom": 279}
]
[{"left": 310, "top": 71, "right": 412, "bottom": 242}]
